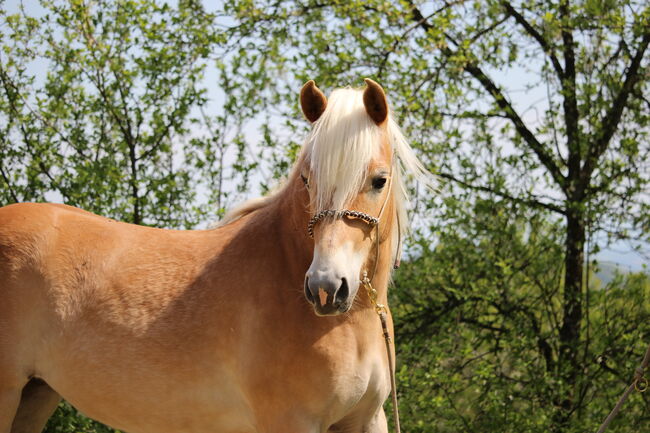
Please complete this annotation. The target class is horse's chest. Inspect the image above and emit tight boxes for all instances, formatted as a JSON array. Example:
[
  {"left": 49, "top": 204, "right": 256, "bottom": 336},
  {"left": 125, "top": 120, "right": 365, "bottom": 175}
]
[{"left": 250, "top": 332, "right": 391, "bottom": 425}]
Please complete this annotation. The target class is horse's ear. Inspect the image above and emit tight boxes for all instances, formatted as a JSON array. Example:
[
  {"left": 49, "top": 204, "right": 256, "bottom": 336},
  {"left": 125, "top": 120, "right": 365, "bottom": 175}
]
[
  {"left": 300, "top": 80, "right": 327, "bottom": 123},
  {"left": 363, "top": 78, "right": 388, "bottom": 125}
]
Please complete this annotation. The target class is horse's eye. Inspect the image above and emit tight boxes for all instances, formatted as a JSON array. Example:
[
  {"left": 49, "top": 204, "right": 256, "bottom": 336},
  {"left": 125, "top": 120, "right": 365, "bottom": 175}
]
[
  {"left": 301, "top": 174, "right": 309, "bottom": 188},
  {"left": 372, "top": 177, "right": 387, "bottom": 190}
]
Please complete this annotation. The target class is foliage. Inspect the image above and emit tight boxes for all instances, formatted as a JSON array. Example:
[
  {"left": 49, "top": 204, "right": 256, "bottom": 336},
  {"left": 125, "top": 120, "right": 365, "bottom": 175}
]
[
  {"left": 0, "top": 0, "right": 219, "bottom": 226},
  {"left": 45, "top": 402, "right": 117, "bottom": 433},
  {"left": 392, "top": 196, "right": 650, "bottom": 432},
  {"left": 0, "top": 0, "right": 264, "bottom": 226}
]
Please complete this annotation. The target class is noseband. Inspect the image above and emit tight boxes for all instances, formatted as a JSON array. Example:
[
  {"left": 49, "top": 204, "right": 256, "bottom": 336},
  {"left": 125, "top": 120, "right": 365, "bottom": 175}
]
[{"left": 307, "top": 210, "right": 378, "bottom": 239}]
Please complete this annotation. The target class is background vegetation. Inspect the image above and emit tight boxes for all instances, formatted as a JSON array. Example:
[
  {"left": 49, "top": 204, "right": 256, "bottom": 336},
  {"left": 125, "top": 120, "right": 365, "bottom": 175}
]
[{"left": 1, "top": 0, "right": 649, "bottom": 432}]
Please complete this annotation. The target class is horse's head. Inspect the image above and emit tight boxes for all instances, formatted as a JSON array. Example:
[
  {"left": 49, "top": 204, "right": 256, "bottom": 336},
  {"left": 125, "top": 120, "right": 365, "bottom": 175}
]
[{"left": 299, "top": 79, "right": 402, "bottom": 316}]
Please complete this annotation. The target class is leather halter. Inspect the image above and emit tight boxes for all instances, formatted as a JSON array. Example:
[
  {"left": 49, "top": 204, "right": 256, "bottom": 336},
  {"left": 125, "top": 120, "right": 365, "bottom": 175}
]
[{"left": 305, "top": 161, "right": 402, "bottom": 273}]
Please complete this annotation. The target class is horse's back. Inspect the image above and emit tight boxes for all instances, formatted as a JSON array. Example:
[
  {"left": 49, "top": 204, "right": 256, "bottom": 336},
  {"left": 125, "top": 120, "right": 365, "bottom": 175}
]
[
  {"left": 0, "top": 202, "right": 222, "bottom": 329},
  {"left": 0, "top": 202, "right": 113, "bottom": 300},
  {"left": 0, "top": 201, "right": 108, "bottom": 261}
]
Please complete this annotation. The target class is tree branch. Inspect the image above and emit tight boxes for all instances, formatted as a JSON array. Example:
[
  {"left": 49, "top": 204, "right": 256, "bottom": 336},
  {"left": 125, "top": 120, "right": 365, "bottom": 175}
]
[
  {"left": 559, "top": 0, "right": 581, "bottom": 196},
  {"left": 529, "top": 311, "right": 556, "bottom": 373},
  {"left": 469, "top": 14, "right": 510, "bottom": 43},
  {"left": 581, "top": 31, "right": 650, "bottom": 191},
  {"left": 378, "top": 1, "right": 463, "bottom": 77},
  {"left": 0, "top": 160, "right": 19, "bottom": 203},
  {"left": 407, "top": 1, "right": 567, "bottom": 190},
  {"left": 0, "top": 66, "right": 70, "bottom": 201},
  {"left": 501, "top": 1, "right": 564, "bottom": 79},
  {"left": 438, "top": 171, "right": 566, "bottom": 215}
]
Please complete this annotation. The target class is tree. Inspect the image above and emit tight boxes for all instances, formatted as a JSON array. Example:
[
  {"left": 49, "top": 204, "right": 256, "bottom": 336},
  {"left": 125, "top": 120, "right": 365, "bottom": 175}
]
[
  {"left": 0, "top": 0, "right": 217, "bottom": 227},
  {"left": 391, "top": 194, "right": 650, "bottom": 432},
  {"left": 218, "top": 0, "right": 650, "bottom": 430}
]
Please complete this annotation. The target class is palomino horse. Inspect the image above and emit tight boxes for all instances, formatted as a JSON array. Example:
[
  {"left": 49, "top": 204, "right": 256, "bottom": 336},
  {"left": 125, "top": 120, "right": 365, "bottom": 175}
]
[{"left": 0, "top": 79, "right": 432, "bottom": 433}]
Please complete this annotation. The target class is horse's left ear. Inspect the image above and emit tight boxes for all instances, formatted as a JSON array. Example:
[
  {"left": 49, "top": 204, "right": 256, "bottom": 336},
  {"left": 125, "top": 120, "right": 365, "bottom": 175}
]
[
  {"left": 300, "top": 80, "right": 328, "bottom": 123},
  {"left": 363, "top": 78, "right": 388, "bottom": 125}
]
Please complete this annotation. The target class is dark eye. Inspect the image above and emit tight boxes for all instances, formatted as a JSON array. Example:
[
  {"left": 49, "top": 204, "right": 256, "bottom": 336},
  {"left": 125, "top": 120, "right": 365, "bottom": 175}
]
[
  {"left": 372, "top": 177, "right": 387, "bottom": 190},
  {"left": 301, "top": 174, "right": 309, "bottom": 188}
]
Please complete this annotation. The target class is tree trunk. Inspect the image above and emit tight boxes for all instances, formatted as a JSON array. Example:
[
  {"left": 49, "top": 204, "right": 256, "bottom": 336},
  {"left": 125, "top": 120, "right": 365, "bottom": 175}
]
[
  {"left": 128, "top": 142, "right": 141, "bottom": 225},
  {"left": 554, "top": 205, "right": 585, "bottom": 430}
]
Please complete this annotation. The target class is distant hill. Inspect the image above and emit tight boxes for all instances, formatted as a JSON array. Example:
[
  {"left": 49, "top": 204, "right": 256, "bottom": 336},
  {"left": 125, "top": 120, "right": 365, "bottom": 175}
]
[{"left": 593, "top": 261, "right": 636, "bottom": 286}]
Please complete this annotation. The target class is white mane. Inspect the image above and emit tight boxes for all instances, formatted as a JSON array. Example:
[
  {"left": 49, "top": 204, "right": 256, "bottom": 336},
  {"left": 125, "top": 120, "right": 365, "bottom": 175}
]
[{"left": 218, "top": 86, "right": 435, "bottom": 236}]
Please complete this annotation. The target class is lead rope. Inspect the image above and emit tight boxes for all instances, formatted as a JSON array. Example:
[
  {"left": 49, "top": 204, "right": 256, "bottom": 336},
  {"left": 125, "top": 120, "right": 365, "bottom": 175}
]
[
  {"left": 596, "top": 343, "right": 650, "bottom": 433},
  {"left": 362, "top": 272, "right": 401, "bottom": 433}
]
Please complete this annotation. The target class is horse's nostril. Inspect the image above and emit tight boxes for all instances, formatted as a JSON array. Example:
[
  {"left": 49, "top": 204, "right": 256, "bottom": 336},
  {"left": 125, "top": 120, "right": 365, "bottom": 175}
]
[
  {"left": 304, "top": 277, "right": 315, "bottom": 304},
  {"left": 334, "top": 278, "right": 349, "bottom": 306}
]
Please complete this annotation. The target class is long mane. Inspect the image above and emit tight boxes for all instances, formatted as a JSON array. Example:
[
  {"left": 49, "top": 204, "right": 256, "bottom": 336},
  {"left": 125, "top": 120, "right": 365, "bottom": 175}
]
[{"left": 217, "top": 86, "right": 435, "bottom": 236}]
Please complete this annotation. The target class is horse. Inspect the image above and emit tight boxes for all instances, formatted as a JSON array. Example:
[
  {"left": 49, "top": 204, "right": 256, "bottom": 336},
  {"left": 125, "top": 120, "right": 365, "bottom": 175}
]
[{"left": 0, "top": 79, "right": 432, "bottom": 433}]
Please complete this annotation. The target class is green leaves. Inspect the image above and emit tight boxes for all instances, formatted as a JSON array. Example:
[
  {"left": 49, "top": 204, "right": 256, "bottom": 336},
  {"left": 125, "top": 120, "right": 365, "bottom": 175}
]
[{"left": 0, "top": 0, "right": 223, "bottom": 227}]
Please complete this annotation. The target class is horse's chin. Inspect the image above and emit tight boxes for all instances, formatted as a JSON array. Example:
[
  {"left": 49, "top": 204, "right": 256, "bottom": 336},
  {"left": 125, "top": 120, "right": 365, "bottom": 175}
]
[{"left": 312, "top": 301, "right": 353, "bottom": 317}]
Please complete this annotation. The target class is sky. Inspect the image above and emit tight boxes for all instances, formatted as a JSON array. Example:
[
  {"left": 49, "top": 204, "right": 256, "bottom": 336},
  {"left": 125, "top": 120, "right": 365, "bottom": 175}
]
[{"left": 4, "top": 0, "right": 648, "bottom": 271}]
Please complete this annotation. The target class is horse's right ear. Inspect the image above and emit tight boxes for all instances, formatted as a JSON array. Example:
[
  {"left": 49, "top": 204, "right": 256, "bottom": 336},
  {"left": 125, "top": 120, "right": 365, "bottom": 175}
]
[{"left": 300, "top": 80, "right": 327, "bottom": 123}]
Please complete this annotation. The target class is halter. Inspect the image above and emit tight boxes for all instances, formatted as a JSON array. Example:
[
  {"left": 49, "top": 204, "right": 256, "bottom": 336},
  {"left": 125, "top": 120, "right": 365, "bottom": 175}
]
[
  {"left": 307, "top": 210, "right": 378, "bottom": 238},
  {"left": 305, "top": 163, "right": 403, "bottom": 433},
  {"left": 306, "top": 161, "right": 402, "bottom": 275}
]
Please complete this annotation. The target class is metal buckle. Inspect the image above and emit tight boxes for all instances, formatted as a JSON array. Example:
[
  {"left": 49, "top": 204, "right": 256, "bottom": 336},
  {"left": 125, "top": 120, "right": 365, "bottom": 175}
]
[{"left": 362, "top": 271, "right": 387, "bottom": 315}]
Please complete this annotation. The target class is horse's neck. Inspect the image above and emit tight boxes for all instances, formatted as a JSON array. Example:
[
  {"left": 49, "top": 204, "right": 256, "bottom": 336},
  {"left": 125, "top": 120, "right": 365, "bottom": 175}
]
[{"left": 241, "top": 178, "right": 314, "bottom": 286}]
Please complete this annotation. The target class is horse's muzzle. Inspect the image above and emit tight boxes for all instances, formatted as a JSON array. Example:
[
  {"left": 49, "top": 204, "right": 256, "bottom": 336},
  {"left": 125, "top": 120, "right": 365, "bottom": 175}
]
[{"left": 304, "top": 275, "right": 351, "bottom": 316}]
